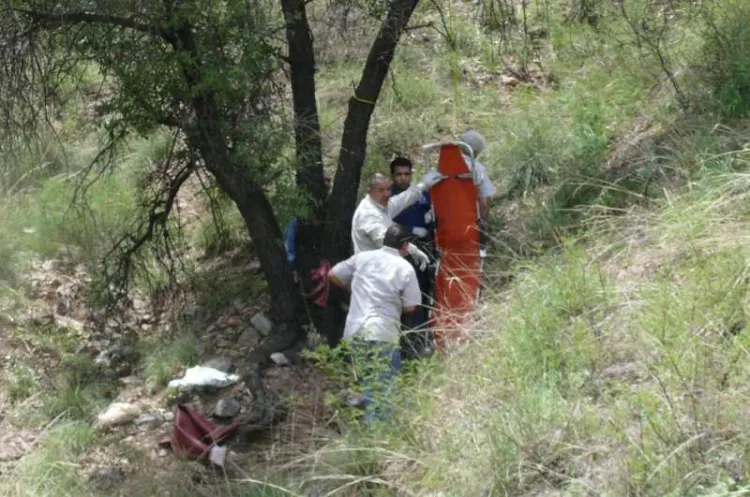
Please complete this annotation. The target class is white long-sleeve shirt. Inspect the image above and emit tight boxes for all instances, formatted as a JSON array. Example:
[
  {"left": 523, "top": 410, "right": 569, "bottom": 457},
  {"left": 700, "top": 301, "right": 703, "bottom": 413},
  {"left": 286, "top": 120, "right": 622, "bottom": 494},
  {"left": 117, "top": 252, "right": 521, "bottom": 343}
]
[
  {"left": 330, "top": 246, "right": 421, "bottom": 343},
  {"left": 351, "top": 185, "right": 425, "bottom": 254}
]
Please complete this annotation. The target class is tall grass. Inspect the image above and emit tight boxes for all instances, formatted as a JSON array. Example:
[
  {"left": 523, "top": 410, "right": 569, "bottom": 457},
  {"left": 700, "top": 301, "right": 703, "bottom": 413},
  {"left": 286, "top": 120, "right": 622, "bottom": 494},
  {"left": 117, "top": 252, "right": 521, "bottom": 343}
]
[
  {"left": 0, "top": 422, "right": 98, "bottom": 497},
  {"left": 297, "top": 171, "right": 750, "bottom": 497}
]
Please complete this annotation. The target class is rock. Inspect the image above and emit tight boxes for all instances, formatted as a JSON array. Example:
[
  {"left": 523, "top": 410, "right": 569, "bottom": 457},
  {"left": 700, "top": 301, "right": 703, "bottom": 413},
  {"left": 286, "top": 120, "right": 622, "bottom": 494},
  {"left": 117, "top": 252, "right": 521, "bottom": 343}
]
[
  {"left": 214, "top": 397, "right": 241, "bottom": 418},
  {"left": 30, "top": 311, "right": 55, "bottom": 327},
  {"left": 163, "top": 410, "right": 175, "bottom": 422},
  {"left": 237, "top": 328, "right": 258, "bottom": 346},
  {"left": 270, "top": 352, "right": 290, "bottom": 366},
  {"left": 40, "top": 259, "right": 59, "bottom": 272},
  {"left": 96, "top": 402, "right": 142, "bottom": 429},
  {"left": 340, "top": 389, "right": 365, "bottom": 409},
  {"left": 225, "top": 317, "right": 243, "bottom": 327},
  {"left": 250, "top": 313, "right": 273, "bottom": 336},
  {"left": 501, "top": 74, "right": 521, "bottom": 87},
  {"left": 132, "top": 297, "right": 149, "bottom": 312},
  {"left": 94, "top": 349, "right": 114, "bottom": 368},
  {"left": 87, "top": 466, "right": 125, "bottom": 488},
  {"left": 119, "top": 376, "right": 143, "bottom": 386},
  {"left": 181, "top": 303, "right": 199, "bottom": 318},
  {"left": 306, "top": 331, "right": 326, "bottom": 350},
  {"left": 55, "top": 315, "right": 85, "bottom": 333},
  {"left": 134, "top": 413, "right": 164, "bottom": 430},
  {"left": 201, "top": 357, "right": 233, "bottom": 373}
]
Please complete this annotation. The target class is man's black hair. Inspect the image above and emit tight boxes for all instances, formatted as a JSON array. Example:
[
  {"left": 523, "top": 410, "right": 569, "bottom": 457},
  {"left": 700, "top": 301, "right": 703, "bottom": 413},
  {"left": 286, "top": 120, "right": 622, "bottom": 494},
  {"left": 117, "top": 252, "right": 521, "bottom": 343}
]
[
  {"left": 389, "top": 156, "right": 413, "bottom": 175},
  {"left": 383, "top": 223, "right": 413, "bottom": 250}
]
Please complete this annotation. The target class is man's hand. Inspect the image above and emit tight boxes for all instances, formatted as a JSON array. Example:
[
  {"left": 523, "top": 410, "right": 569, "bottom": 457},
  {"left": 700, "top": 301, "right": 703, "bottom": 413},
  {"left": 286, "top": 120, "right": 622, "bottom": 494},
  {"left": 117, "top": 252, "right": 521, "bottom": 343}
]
[
  {"left": 417, "top": 171, "right": 446, "bottom": 191},
  {"left": 412, "top": 227, "right": 429, "bottom": 238},
  {"left": 410, "top": 246, "right": 430, "bottom": 271}
]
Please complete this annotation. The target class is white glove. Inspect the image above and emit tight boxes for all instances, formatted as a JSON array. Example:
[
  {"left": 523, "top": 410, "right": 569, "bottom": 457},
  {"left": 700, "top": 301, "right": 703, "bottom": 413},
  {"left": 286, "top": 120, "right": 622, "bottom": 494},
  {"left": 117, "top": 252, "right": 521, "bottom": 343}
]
[
  {"left": 424, "top": 211, "right": 433, "bottom": 224},
  {"left": 412, "top": 227, "right": 429, "bottom": 238},
  {"left": 408, "top": 244, "right": 430, "bottom": 271},
  {"left": 417, "top": 171, "right": 445, "bottom": 191}
]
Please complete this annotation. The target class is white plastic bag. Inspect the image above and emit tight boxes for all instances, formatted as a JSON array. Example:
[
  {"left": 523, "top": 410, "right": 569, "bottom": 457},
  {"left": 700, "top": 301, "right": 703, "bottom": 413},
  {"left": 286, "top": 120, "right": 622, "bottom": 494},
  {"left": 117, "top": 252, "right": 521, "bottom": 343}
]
[{"left": 167, "top": 366, "right": 240, "bottom": 390}]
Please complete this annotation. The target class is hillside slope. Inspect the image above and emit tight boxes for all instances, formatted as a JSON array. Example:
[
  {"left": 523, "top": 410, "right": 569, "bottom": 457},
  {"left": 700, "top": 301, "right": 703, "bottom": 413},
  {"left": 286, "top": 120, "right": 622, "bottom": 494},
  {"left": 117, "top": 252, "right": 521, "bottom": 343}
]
[{"left": 2, "top": 0, "right": 750, "bottom": 496}]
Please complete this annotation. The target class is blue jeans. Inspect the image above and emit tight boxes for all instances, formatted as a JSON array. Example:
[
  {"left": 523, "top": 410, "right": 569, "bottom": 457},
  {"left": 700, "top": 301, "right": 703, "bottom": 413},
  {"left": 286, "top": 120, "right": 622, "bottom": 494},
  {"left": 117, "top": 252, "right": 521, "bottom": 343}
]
[{"left": 351, "top": 341, "right": 401, "bottom": 425}]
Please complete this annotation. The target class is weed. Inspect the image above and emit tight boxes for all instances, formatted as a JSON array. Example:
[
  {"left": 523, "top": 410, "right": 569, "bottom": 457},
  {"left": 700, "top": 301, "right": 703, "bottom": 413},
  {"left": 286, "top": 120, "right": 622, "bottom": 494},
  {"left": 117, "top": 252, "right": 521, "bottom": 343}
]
[
  {"left": 139, "top": 327, "right": 199, "bottom": 392},
  {"left": 0, "top": 422, "right": 97, "bottom": 497},
  {"left": 4, "top": 364, "right": 38, "bottom": 404}
]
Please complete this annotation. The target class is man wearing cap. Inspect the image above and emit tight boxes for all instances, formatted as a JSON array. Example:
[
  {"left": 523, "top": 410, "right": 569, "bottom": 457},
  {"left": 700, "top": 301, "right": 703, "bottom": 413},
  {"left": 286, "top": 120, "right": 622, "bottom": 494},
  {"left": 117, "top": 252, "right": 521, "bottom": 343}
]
[
  {"left": 328, "top": 224, "right": 423, "bottom": 423},
  {"left": 459, "top": 129, "right": 496, "bottom": 221}
]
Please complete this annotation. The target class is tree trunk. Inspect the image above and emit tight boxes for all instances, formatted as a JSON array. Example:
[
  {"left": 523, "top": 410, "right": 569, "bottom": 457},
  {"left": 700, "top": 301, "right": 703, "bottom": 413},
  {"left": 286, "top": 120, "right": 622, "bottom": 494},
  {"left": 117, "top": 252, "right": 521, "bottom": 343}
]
[
  {"left": 186, "top": 100, "right": 306, "bottom": 365},
  {"left": 322, "top": 0, "right": 421, "bottom": 262},
  {"left": 203, "top": 148, "right": 307, "bottom": 363},
  {"left": 173, "top": 19, "right": 307, "bottom": 363},
  {"left": 281, "top": 0, "right": 327, "bottom": 215}
]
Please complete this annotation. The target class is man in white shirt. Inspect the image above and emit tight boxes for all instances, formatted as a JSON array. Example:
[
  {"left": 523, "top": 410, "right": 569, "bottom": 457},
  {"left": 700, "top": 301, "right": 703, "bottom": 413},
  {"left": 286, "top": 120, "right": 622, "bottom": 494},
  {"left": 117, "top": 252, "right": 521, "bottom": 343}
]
[
  {"left": 460, "top": 129, "right": 497, "bottom": 220},
  {"left": 351, "top": 171, "right": 444, "bottom": 271},
  {"left": 329, "top": 224, "right": 422, "bottom": 423}
]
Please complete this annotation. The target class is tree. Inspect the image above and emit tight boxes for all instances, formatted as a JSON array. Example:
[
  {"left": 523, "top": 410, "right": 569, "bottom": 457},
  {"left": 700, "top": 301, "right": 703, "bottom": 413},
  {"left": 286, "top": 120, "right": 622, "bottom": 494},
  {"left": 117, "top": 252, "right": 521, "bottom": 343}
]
[{"left": 0, "top": 0, "right": 420, "bottom": 363}]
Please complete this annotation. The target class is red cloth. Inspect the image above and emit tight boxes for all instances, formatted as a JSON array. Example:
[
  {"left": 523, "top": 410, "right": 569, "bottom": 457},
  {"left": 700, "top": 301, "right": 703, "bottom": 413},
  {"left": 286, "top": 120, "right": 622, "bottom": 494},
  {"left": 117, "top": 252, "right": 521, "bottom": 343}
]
[
  {"left": 165, "top": 404, "right": 240, "bottom": 463},
  {"left": 304, "top": 260, "right": 331, "bottom": 308}
]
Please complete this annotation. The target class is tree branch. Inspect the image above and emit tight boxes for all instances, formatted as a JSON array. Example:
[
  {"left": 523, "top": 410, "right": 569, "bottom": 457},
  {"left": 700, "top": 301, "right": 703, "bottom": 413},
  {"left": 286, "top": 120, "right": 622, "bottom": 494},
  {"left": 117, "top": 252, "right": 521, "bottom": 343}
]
[
  {"left": 19, "top": 9, "right": 170, "bottom": 40},
  {"left": 404, "top": 21, "right": 433, "bottom": 31}
]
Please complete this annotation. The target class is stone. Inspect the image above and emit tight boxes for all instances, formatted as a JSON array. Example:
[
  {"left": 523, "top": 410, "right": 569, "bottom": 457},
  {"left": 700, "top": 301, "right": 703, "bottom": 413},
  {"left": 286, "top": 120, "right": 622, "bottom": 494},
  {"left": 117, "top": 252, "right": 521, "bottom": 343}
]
[
  {"left": 270, "top": 352, "right": 290, "bottom": 366},
  {"left": 237, "top": 328, "right": 258, "bottom": 345},
  {"left": 306, "top": 331, "right": 326, "bottom": 350},
  {"left": 30, "top": 311, "right": 55, "bottom": 327},
  {"left": 134, "top": 413, "right": 164, "bottom": 430},
  {"left": 346, "top": 393, "right": 366, "bottom": 409},
  {"left": 87, "top": 466, "right": 125, "bottom": 488},
  {"left": 225, "top": 317, "right": 243, "bottom": 327},
  {"left": 250, "top": 313, "right": 273, "bottom": 336},
  {"left": 200, "top": 357, "right": 233, "bottom": 374},
  {"left": 214, "top": 397, "right": 242, "bottom": 418},
  {"left": 501, "top": 74, "right": 521, "bottom": 87},
  {"left": 163, "top": 410, "right": 174, "bottom": 422},
  {"left": 119, "top": 376, "right": 143, "bottom": 386},
  {"left": 55, "top": 315, "right": 85, "bottom": 333},
  {"left": 94, "top": 349, "right": 114, "bottom": 368},
  {"left": 96, "top": 402, "right": 142, "bottom": 429}
]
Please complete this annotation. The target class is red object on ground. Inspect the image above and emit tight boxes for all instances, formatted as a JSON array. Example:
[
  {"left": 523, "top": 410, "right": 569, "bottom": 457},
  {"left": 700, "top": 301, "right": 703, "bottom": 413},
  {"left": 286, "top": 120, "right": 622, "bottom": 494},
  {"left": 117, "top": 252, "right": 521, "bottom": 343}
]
[
  {"left": 165, "top": 404, "right": 241, "bottom": 464},
  {"left": 428, "top": 143, "right": 482, "bottom": 350}
]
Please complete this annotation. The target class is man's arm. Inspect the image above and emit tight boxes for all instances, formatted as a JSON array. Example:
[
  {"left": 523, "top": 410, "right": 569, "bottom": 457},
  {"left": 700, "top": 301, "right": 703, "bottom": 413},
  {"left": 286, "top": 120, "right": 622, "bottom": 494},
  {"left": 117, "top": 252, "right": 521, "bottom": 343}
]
[
  {"left": 400, "top": 269, "right": 421, "bottom": 331},
  {"left": 328, "top": 256, "right": 356, "bottom": 291},
  {"left": 475, "top": 162, "right": 495, "bottom": 221},
  {"left": 388, "top": 171, "right": 445, "bottom": 219},
  {"left": 401, "top": 269, "right": 422, "bottom": 314},
  {"left": 360, "top": 213, "right": 388, "bottom": 248},
  {"left": 388, "top": 185, "right": 424, "bottom": 219}
]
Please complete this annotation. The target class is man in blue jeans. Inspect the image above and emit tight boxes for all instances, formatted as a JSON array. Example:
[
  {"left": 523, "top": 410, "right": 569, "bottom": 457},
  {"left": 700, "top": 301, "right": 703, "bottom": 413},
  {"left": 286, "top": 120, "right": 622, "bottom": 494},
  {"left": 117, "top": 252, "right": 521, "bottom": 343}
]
[{"left": 328, "top": 224, "right": 422, "bottom": 424}]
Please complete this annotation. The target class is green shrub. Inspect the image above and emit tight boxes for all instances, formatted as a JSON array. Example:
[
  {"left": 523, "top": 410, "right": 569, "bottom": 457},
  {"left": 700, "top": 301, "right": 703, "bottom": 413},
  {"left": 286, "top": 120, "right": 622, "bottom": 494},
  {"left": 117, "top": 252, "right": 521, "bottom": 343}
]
[{"left": 696, "top": 0, "right": 750, "bottom": 118}]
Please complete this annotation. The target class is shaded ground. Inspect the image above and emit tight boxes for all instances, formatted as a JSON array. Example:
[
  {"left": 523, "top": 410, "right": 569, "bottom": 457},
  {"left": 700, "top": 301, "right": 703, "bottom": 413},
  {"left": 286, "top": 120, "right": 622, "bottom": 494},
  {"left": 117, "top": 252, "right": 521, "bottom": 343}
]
[{"left": 0, "top": 247, "right": 341, "bottom": 495}]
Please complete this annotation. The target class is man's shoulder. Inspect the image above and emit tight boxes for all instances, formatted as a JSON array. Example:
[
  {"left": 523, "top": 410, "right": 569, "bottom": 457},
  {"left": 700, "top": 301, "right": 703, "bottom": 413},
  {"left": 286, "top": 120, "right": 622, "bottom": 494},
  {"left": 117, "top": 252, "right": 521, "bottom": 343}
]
[{"left": 389, "top": 252, "right": 416, "bottom": 272}]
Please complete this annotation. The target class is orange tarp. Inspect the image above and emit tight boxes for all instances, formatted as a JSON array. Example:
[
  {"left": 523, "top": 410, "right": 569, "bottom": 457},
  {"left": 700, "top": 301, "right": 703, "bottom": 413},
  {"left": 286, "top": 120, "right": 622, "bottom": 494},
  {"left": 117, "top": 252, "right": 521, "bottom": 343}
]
[{"left": 428, "top": 143, "right": 482, "bottom": 350}]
